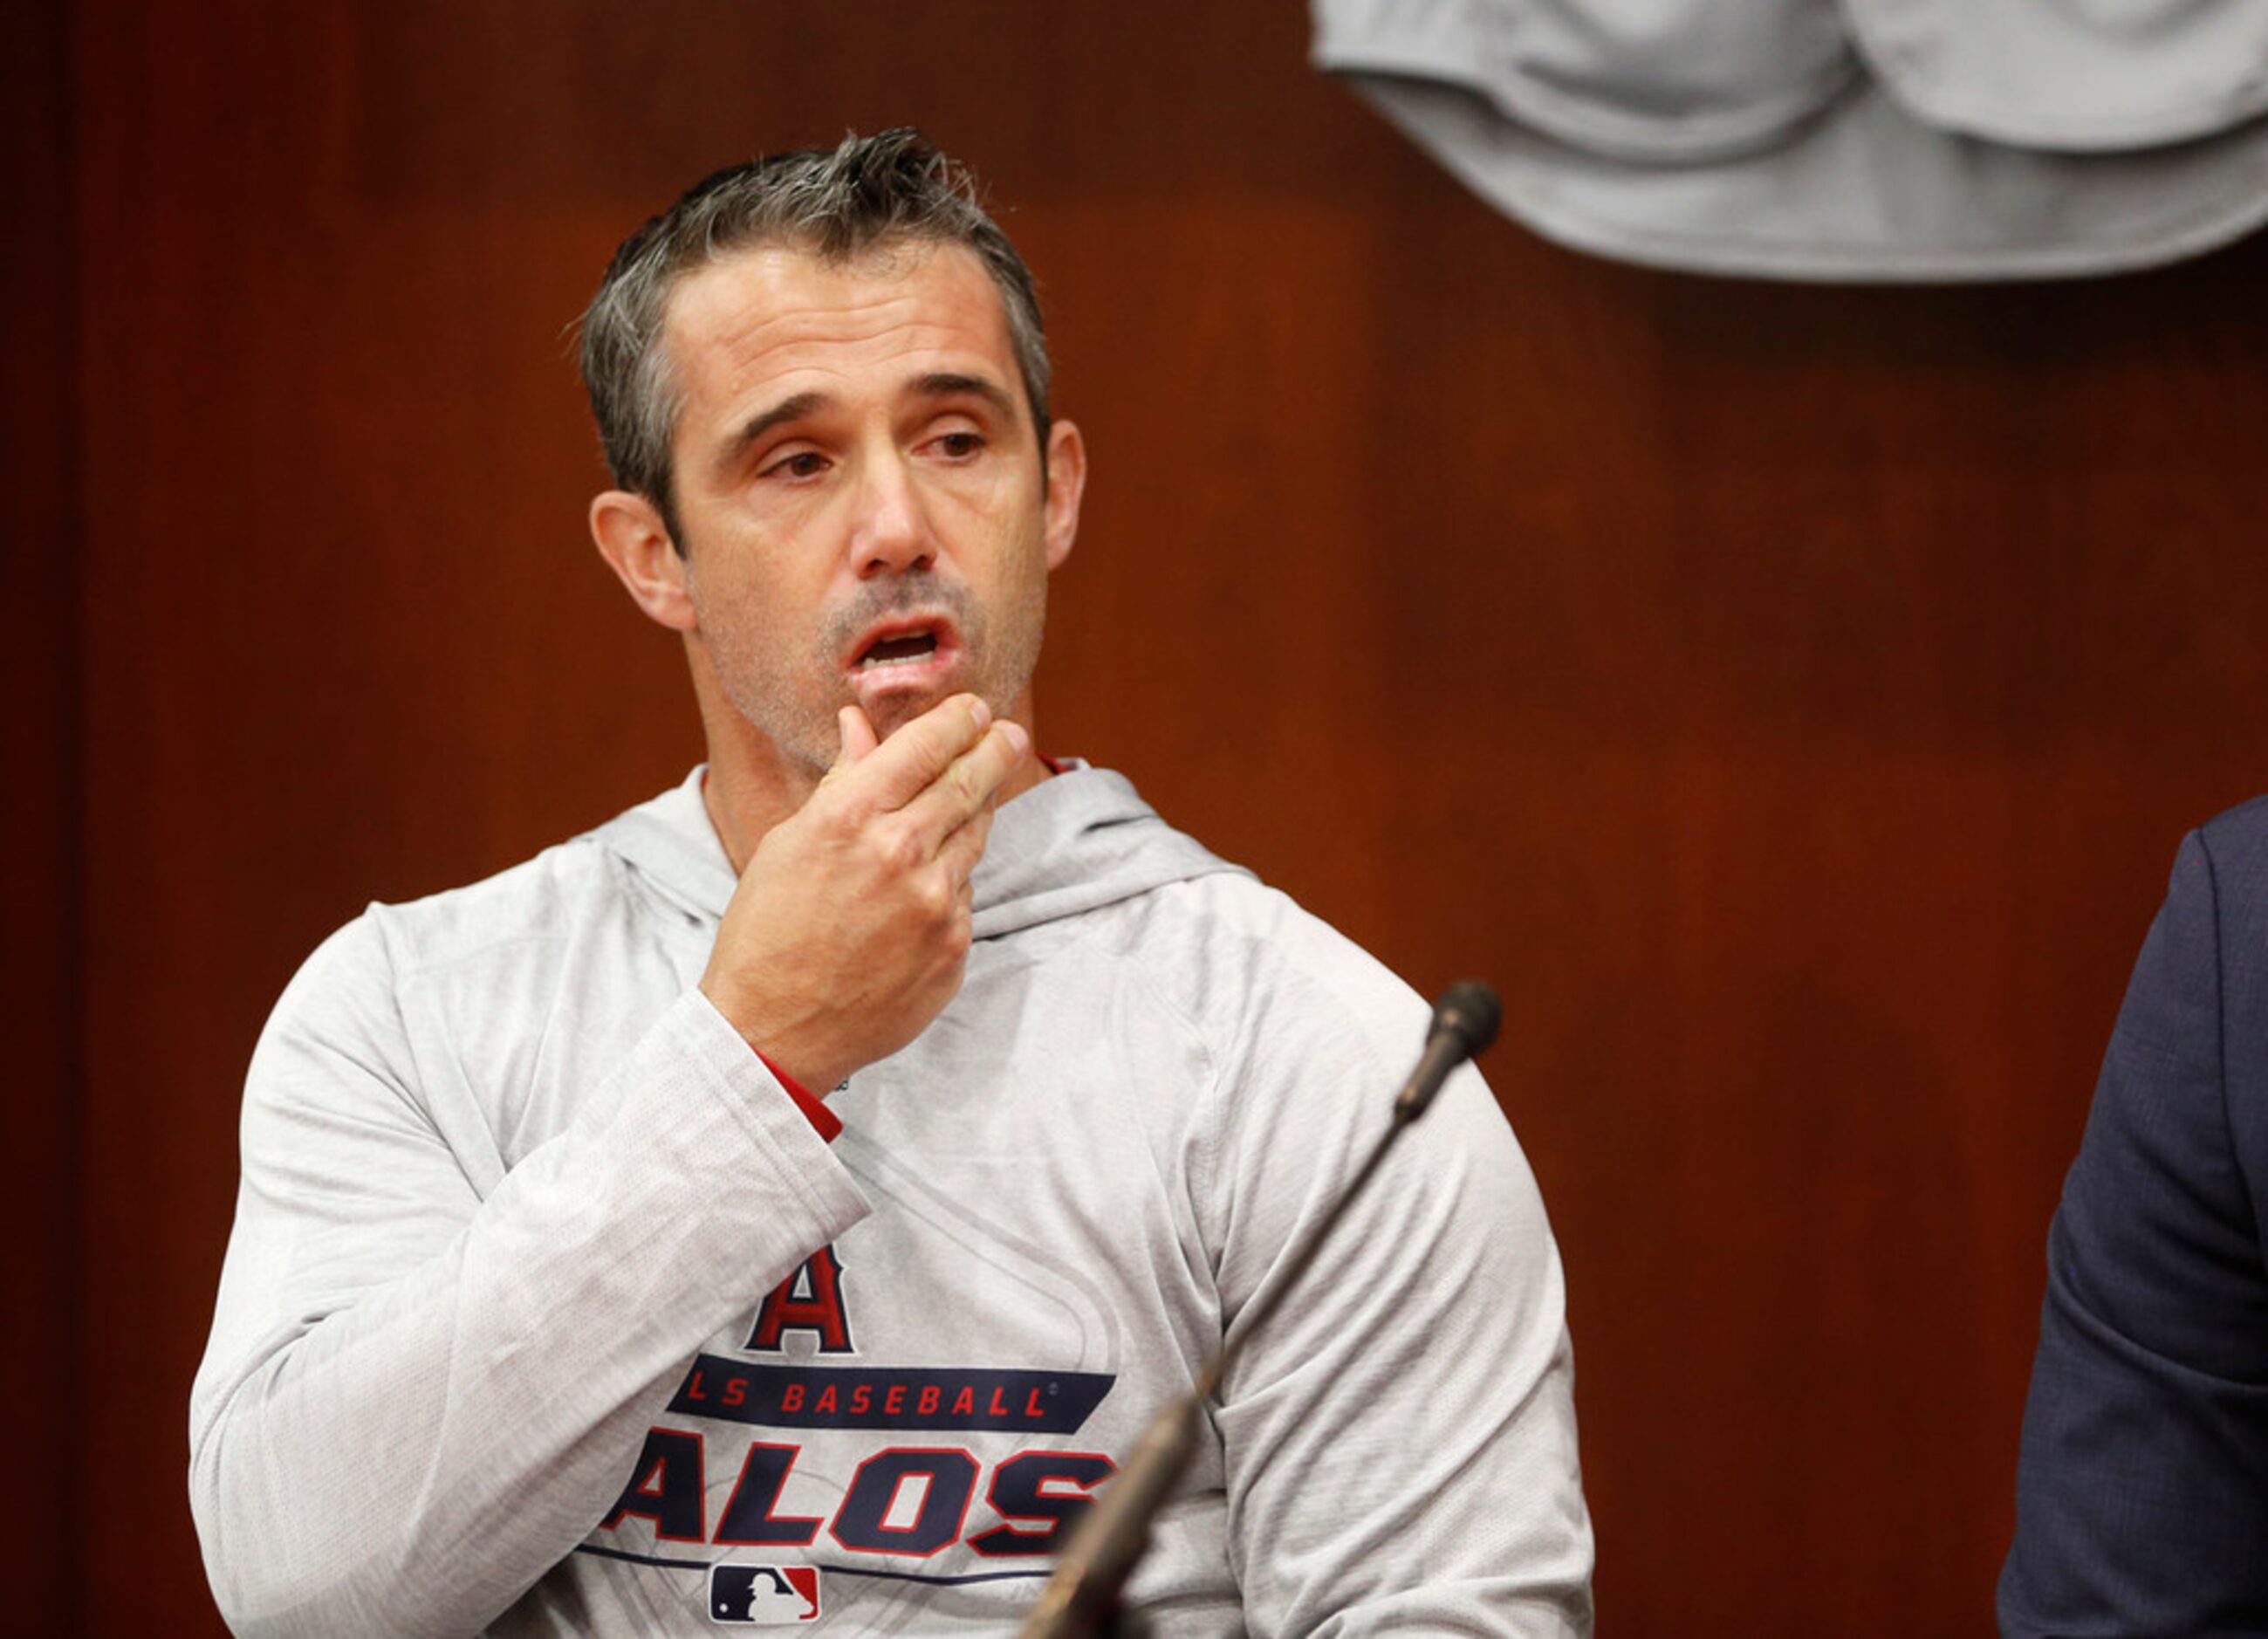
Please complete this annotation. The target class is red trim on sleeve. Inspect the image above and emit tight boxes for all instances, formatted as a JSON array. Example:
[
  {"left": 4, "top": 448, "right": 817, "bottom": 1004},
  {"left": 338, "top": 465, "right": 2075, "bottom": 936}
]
[{"left": 757, "top": 1051, "right": 843, "bottom": 1142}]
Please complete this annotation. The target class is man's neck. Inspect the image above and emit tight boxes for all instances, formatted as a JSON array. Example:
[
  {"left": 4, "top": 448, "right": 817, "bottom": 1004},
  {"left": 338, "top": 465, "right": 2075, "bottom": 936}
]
[{"left": 698, "top": 746, "right": 812, "bottom": 876}]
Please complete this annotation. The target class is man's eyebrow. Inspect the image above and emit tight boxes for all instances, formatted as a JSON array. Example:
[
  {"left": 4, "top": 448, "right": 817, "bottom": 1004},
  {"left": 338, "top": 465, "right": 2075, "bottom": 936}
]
[
  {"left": 713, "top": 390, "right": 831, "bottom": 476},
  {"left": 711, "top": 374, "right": 1019, "bottom": 477},
  {"left": 915, "top": 372, "right": 1019, "bottom": 424}
]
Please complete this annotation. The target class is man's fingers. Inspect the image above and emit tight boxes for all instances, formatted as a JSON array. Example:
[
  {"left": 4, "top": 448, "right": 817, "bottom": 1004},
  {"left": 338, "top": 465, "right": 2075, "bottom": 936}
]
[
  {"left": 935, "top": 803, "right": 997, "bottom": 888},
  {"left": 898, "top": 718, "right": 1030, "bottom": 846},
  {"left": 842, "top": 694, "right": 994, "bottom": 811}
]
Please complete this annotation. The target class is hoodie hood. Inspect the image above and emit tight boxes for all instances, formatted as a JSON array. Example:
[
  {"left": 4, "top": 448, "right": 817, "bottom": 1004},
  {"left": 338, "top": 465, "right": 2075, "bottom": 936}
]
[{"left": 587, "top": 763, "right": 1248, "bottom": 939}]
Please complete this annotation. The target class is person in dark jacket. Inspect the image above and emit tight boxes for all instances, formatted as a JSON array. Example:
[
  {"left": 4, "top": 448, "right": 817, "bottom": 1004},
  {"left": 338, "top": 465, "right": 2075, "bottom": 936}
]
[{"left": 2002, "top": 797, "right": 2268, "bottom": 1636}]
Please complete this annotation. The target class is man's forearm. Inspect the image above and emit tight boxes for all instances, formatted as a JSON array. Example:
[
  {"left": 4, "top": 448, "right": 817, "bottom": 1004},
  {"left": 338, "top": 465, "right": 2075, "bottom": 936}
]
[{"left": 190, "top": 987, "right": 868, "bottom": 1636}]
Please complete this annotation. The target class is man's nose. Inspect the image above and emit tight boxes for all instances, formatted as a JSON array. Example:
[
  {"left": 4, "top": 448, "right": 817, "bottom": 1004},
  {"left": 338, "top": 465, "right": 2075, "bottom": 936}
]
[{"left": 848, "top": 452, "right": 936, "bottom": 579}]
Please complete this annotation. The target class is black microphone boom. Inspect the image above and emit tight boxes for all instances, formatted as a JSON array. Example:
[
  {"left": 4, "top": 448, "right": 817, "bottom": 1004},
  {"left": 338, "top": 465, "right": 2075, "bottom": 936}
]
[
  {"left": 1394, "top": 980, "right": 1502, "bottom": 1121},
  {"left": 1018, "top": 981, "right": 1504, "bottom": 1639}
]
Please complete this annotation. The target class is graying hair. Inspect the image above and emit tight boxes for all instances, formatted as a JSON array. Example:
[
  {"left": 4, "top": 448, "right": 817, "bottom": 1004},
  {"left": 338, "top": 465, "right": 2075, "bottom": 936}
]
[{"left": 579, "top": 128, "right": 1052, "bottom": 549}]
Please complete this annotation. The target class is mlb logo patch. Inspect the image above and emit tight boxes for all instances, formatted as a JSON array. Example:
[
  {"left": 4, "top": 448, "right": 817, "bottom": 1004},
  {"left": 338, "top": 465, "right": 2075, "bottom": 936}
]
[{"left": 709, "top": 1564, "right": 820, "bottom": 1624}]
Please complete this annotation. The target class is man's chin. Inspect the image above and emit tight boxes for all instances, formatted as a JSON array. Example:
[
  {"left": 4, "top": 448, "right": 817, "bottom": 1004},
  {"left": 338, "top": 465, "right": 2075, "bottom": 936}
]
[{"left": 861, "top": 690, "right": 948, "bottom": 742}]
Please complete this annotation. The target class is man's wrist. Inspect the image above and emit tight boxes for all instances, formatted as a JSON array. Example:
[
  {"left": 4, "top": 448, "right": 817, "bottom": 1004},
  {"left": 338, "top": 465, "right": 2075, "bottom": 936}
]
[{"left": 755, "top": 1048, "right": 842, "bottom": 1142}]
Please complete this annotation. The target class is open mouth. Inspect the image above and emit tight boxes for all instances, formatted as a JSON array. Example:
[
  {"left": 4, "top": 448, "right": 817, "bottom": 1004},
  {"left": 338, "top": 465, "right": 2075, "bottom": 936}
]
[
  {"left": 859, "top": 629, "right": 941, "bottom": 669},
  {"left": 852, "top": 620, "right": 951, "bottom": 674}
]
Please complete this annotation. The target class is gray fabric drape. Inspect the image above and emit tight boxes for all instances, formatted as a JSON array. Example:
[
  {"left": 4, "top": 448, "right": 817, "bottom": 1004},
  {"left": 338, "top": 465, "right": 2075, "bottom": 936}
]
[{"left": 1314, "top": 0, "right": 2268, "bottom": 280}]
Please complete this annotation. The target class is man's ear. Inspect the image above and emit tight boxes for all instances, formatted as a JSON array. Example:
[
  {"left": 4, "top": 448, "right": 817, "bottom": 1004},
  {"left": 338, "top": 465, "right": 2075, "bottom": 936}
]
[
  {"left": 591, "top": 490, "right": 696, "bottom": 632},
  {"left": 1041, "top": 419, "right": 1086, "bottom": 572}
]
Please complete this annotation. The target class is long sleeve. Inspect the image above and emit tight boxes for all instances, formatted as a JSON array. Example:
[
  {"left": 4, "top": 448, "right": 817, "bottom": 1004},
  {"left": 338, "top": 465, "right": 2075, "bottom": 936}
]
[
  {"left": 2000, "top": 819, "right": 2268, "bottom": 1636},
  {"left": 188, "top": 914, "right": 871, "bottom": 1636},
  {"left": 1189, "top": 927, "right": 1593, "bottom": 1636}
]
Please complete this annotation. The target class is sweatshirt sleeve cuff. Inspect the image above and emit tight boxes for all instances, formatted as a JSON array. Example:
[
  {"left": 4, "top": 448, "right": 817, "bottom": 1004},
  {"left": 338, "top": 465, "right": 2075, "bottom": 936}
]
[{"left": 757, "top": 1050, "right": 843, "bottom": 1142}]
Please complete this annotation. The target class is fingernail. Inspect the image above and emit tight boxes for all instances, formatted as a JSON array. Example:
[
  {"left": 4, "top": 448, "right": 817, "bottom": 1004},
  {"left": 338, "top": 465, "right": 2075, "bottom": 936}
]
[
  {"left": 999, "top": 720, "right": 1031, "bottom": 755},
  {"left": 969, "top": 696, "right": 993, "bottom": 731}
]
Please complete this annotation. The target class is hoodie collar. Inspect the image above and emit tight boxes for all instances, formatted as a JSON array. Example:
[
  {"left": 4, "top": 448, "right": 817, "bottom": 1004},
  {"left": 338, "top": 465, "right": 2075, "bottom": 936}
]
[{"left": 588, "top": 763, "right": 1245, "bottom": 936}]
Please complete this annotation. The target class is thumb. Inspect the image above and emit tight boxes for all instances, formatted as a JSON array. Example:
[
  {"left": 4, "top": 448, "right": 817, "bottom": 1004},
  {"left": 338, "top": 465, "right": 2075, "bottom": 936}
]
[{"left": 835, "top": 705, "right": 880, "bottom": 767}]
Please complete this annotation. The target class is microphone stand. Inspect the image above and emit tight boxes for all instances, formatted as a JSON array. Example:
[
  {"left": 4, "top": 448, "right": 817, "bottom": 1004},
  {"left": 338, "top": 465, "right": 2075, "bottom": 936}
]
[{"left": 1017, "top": 983, "right": 1502, "bottom": 1639}]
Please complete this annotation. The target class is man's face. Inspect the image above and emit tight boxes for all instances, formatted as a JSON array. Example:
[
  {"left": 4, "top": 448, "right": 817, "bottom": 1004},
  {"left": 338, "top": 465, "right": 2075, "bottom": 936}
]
[{"left": 655, "top": 240, "right": 1079, "bottom": 773}]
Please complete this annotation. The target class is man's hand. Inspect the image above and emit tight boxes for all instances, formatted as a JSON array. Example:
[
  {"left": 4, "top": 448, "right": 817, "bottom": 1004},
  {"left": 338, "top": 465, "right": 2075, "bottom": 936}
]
[{"left": 700, "top": 693, "right": 1031, "bottom": 1094}]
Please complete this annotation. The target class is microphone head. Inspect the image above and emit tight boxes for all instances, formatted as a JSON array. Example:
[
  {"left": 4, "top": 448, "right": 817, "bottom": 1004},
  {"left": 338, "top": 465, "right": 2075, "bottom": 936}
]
[{"left": 1434, "top": 981, "right": 1502, "bottom": 1058}]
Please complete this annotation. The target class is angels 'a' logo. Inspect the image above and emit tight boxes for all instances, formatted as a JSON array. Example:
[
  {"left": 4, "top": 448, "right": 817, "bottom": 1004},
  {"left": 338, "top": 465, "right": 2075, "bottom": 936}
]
[{"left": 745, "top": 1245, "right": 853, "bottom": 1354}]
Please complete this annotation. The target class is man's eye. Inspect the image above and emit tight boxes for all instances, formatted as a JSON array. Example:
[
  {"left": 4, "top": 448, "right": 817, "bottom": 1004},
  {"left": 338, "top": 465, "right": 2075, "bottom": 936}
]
[
  {"left": 934, "top": 431, "right": 984, "bottom": 459},
  {"left": 765, "top": 451, "right": 829, "bottom": 480}
]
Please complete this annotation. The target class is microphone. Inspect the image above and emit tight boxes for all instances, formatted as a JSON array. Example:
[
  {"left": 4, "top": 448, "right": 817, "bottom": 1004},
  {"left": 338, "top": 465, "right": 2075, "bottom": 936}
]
[
  {"left": 1018, "top": 981, "right": 1504, "bottom": 1639},
  {"left": 1394, "top": 980, "right": 1502, "bottom": 1121}
]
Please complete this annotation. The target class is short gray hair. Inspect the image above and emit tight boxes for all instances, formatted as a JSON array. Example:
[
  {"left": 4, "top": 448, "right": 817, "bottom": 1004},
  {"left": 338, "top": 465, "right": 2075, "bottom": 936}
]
[{"left": 578, "top": 128, "right": 1052, "bottom": 548}]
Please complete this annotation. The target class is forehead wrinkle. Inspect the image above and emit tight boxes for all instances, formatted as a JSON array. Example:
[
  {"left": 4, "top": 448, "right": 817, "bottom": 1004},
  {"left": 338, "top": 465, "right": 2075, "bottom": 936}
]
[
  {"left": 670, "top": 243, "right": 993, "bottom": 371},
  {"left": 665, "top": 243, "right": 1026, "bottom": 472}
]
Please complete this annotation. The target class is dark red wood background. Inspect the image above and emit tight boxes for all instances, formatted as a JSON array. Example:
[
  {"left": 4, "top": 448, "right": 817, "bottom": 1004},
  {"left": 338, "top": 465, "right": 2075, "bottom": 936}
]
[{"left": 11, "top": 2, "right": 2268, "bottom": 1632}]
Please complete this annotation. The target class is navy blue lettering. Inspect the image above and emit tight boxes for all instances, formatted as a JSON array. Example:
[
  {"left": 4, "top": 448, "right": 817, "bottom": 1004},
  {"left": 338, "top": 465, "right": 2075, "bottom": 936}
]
[
  {"left": 830, "top": 1448, "right": 979, "bottom": 1556},
  {"left": 668, "top": 1356, "right": 1113, "bottom": 1434},
  {"left": 970, "top": 1451, "right": 1118, "bottom": 1556},
  {"left": 715, "top": 1443, "right": 823, "bottom": 1546},
  {"left": 600, "top": 1428, "right": 706, "bottom": 1542}
]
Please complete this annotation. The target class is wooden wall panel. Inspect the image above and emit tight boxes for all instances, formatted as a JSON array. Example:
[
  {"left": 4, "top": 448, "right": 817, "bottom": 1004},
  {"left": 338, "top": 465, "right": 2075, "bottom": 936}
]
[
  {"left": 34, "top": 0, "right": 2268, "bottom": 1629},
  {"left": 3, "top": 3, "right": 81, "bottom": 1632}
]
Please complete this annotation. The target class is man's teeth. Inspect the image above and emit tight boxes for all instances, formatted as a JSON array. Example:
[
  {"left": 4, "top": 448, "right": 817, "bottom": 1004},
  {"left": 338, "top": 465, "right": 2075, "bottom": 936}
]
[{"left": 860, "top": 632, "right": 940, "bottom": 669}]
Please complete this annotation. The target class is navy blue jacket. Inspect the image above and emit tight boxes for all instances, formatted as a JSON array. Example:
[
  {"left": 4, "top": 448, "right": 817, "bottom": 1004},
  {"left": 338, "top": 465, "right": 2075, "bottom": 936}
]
[{"left": 2001, "top": 799, "right": 2268, "bottom": 1636}]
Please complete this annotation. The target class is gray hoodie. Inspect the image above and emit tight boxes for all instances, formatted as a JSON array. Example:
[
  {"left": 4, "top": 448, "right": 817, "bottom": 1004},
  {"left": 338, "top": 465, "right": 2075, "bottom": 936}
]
[{"left": 190, "top": 765, "right": 1592, "bottom": 1636}]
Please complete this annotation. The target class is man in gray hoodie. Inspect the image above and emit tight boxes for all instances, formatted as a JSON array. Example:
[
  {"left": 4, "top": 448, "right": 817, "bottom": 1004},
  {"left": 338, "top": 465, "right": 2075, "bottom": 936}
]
[{"left": 190, "top": 129, "right": 1593, "bottom": 1636}]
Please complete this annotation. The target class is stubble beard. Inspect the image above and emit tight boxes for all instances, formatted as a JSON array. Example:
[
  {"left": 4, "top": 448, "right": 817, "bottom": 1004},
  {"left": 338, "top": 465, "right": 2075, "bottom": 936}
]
[{"left": 695, "top": 565, "right": 1049, "bottom": 782}]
